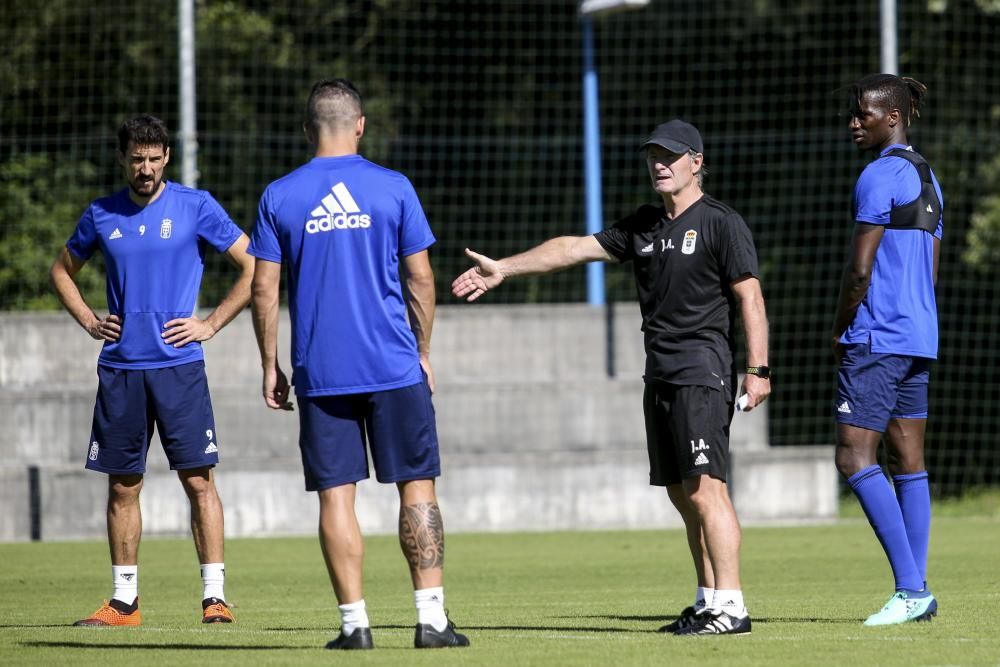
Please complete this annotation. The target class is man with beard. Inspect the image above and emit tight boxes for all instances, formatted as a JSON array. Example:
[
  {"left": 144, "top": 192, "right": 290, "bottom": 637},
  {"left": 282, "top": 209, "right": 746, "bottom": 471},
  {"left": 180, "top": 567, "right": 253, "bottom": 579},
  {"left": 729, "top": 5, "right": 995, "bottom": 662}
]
[{"left": 50, "top": 114, "right": 253, "bottom": 626}]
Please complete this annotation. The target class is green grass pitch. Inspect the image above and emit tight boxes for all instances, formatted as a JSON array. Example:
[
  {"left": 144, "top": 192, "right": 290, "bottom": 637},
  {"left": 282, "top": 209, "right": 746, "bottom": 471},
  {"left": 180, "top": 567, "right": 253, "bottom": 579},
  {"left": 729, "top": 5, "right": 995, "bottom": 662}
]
[{"left": 2, "top": 518, "right": 998, "bottom": 666}]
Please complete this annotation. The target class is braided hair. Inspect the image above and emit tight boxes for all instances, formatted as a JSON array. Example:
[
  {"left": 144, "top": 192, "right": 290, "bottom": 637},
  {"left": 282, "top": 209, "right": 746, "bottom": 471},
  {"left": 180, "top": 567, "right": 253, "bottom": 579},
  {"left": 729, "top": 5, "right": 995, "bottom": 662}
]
[{"left": 851, "top": 74, "right": 928, "bottom": 127}]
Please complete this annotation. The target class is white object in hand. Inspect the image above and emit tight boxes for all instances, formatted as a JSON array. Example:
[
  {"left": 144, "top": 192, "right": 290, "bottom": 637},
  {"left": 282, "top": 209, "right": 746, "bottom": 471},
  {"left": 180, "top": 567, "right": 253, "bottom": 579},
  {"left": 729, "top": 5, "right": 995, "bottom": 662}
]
[{"left": 736, "top": 394, "right": 750, "bottom": 411}]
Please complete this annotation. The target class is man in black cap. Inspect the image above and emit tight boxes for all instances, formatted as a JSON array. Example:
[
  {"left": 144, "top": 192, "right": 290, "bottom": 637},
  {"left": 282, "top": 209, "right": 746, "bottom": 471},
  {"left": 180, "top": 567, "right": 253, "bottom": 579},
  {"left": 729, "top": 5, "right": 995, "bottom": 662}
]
[{"left": 451, "top": 119, "right": 770, "bottom": 636}]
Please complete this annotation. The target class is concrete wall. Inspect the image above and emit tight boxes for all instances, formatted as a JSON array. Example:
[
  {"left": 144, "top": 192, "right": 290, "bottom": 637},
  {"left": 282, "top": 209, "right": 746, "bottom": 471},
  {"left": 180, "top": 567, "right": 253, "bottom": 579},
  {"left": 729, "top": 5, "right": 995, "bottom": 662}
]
[{"left": 0, "top": 305, "right": 836, "bottom": 542}]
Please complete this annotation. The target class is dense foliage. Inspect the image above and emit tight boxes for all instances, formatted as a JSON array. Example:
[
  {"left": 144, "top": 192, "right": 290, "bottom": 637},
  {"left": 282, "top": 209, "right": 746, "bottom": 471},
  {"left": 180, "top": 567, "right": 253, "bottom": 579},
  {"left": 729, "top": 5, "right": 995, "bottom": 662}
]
[{"left": 2, "top": 0, "right": 998, "bottom": 490}]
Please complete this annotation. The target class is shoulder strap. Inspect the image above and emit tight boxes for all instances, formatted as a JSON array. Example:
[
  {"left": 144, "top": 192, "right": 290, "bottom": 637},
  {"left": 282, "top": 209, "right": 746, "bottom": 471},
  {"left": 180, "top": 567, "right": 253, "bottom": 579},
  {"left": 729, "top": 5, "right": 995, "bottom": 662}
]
[
  {"left": 882, "top": 148, "right": 941, "bottom": 233},
  {"left": 883, "top": 147, "right": 932, "bottom": 183}
]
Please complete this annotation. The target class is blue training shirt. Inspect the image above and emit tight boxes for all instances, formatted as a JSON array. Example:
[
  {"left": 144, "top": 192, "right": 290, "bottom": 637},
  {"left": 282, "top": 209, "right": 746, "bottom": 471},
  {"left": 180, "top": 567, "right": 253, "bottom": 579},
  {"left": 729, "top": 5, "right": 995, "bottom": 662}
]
[
  {"left": 66, "top": 181, "right": 243, "bottom": 369},
  {"left": 842, "top": 144, "right": 943, "bottom": 358},
  {"left": 249, "top": 154, "right": 436, "bottom": 396}
]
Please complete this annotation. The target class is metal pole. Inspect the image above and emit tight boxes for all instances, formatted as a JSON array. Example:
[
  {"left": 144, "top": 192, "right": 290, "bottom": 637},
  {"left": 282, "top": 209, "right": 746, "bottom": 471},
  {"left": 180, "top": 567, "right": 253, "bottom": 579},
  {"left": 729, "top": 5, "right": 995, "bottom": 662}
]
[
  {"left": 28, "top": 465, "right": 41, "bottom": 541},
  {"left": 178, "top": 0, "right": 198, "bottom": 187},
  {"left": 880, "top": 0, "right": 898, "bottom": 75},
  {"left": 581, "top": 16, "right": 605, "bottom": 306}
]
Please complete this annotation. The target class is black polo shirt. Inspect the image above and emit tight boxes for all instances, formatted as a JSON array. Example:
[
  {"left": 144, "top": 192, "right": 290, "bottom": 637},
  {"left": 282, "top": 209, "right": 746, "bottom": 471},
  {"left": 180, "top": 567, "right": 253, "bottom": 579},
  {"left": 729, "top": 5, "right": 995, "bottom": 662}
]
[{"left": 594, "top": 195, "right": 759, "bottom": 390}]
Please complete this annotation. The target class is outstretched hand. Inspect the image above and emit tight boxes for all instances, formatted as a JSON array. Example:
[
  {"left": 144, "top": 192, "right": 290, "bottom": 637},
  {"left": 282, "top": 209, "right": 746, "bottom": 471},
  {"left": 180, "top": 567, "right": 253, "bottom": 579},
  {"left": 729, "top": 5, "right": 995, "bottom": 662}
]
[{"left": 451, "top": 248, "right": 504, "bottom": 302}]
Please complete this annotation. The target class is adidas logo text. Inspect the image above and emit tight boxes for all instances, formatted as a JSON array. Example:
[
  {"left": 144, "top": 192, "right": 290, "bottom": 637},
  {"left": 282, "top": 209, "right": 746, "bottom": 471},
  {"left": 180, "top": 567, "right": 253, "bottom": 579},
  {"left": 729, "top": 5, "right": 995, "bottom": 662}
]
[
  {"left": 641, "top": 242, "right": 654, "bottom": 254},
  {"left": 205, "top": 442, "right": 218, "bottom": 454},
  {"left": 109, "top": 228, "right": 123, "bottom": 240},
  {"left": 694, "top": 452, "right": 709, "bottom": 466},
  {"left": 838, "top": 401, "right": 852, "bottom": 414},
  {"left": 307, "top": 182, "right": 371, "bottom": 234}
]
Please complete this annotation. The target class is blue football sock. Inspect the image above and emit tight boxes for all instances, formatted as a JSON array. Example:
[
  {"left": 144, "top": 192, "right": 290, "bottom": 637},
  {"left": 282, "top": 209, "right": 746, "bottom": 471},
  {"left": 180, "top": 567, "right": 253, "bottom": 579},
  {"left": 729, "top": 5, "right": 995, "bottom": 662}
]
[
  {"left": 848, "top": 465, "right": 923, "bottom": 592},
  {"left": 893, "top": 471, "right": 931, "bottom": 586}
]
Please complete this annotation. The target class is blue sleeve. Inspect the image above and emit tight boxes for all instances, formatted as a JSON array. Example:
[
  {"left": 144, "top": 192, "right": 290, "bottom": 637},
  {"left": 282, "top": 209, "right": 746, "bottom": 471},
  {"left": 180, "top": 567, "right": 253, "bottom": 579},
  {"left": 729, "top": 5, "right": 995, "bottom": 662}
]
[
  {"left": 853, "top": 157, "right": 921, "bottom": 226},
  {"left": 197, "top": 192, "right": 242, "bottom": 252},
  {"left": 66, "top": 206, "right": 99, "bottom": 260},
  {"left": 398, "top": 177, "right": 435, "bottom": 256},
  {"left": 931, "top": 172, "right": 944, "bottom": 240},
  {"left": 248, "top": 188, "right": 283, "bottom": 263}
]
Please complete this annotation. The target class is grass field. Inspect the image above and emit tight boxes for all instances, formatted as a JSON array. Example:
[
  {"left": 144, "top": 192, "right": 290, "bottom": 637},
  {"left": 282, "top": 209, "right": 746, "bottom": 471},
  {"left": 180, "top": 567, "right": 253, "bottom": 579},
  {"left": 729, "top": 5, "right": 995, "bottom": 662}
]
[{"left": 2, "top": 518, "right": 999, "bottom": 666}]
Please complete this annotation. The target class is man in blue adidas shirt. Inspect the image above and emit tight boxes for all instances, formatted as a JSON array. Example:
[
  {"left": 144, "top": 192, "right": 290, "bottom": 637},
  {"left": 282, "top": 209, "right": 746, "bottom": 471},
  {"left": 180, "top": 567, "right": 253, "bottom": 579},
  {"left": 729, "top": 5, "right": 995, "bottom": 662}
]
[
  {"left": 249, "top": 79, "right": 468, "bottom": 651},
  {"left": 50, "top": 115, "right": 253, "bottom": 626},
  {"left": 832, "top": 74, "right": 942, "bottom": 626}
]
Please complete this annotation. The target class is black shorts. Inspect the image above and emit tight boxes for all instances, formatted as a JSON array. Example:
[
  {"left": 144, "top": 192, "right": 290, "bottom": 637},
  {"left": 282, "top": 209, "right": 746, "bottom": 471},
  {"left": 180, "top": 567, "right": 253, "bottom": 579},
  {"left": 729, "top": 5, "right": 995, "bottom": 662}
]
[{"left": 643, "top": 382, "right": 734, "bottom": 486}]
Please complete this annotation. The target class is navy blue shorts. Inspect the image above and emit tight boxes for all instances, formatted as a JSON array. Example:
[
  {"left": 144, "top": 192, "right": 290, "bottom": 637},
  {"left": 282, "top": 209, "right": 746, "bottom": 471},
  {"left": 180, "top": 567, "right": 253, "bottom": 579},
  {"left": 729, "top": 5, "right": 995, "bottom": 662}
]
[
  {"left": 86, "top": 361, "right": 219, "bottom": 474},
  {"left": 296, "top": 379, "right": 441, "bottom": 492},
  {"left": 836, "top": 342, "right": 931, "bottom": 432},
  {"left": 643, "top": 383, "right": 733, "bottom": 486}
]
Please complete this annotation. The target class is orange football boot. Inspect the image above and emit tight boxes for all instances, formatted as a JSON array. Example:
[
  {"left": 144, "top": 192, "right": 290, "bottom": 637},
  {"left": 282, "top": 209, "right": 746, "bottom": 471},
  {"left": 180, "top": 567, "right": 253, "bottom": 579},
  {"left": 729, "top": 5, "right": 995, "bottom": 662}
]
[
  {"left": 74, "top": 599, "right": 141, "bottom": 626},
  {"left": 202, "top": 597, "right": 235, "bottom": 624}
]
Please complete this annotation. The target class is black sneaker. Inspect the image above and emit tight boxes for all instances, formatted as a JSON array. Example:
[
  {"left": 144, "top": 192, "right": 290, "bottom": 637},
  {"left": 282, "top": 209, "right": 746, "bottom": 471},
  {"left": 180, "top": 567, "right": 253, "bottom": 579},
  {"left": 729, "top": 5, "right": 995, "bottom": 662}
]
[
  {"left": 414, "top": 618, "right": 470, "bottom": 648},
  {"left": 325, "top": 627, "right": 374, "bottom": 650},
  {"left": 676, "top": 610, "right": 751, "bottom": 636},
  {"left": 658, "top": 606, "right": 704, "bottom": 634}
]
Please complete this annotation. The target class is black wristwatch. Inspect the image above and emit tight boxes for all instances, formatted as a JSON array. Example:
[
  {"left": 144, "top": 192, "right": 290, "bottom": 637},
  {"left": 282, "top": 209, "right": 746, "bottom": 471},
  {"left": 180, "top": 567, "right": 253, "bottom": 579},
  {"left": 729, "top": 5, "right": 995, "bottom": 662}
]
[{"left": 746, "top": 366, "right": 771, "bottom": 379}]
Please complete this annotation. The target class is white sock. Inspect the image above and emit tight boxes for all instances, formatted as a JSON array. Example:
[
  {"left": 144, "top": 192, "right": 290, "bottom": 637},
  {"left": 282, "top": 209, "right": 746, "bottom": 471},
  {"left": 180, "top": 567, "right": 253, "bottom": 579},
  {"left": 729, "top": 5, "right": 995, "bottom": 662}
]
[
  {"left": 200, "top": 563, "right": 226, "bottom": 602},
  {"left": 713, "top": 589, "right": 747, "bottom": 617},
  {"left": 695, "top": 586, "right": 714, "bottom": 612},
  {"left": 414, "top": 586, "right": 448, "bottom": 632},
  {"left": 111, "top": 565, "right": 138, "bottom": 605},
  {"left": 339, "top": 599, "right": 370, "bottom": 635}
]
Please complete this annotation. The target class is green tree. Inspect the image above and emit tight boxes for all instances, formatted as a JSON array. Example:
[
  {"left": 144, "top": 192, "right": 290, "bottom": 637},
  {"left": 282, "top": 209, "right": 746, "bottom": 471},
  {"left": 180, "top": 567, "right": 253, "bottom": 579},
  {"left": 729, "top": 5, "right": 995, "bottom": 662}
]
[
  {"left": 963, "top": 151, "right": 1000, "bottom": 271},
  {"left": 0, "top": 154, "right": 105, "bottom": 309}
]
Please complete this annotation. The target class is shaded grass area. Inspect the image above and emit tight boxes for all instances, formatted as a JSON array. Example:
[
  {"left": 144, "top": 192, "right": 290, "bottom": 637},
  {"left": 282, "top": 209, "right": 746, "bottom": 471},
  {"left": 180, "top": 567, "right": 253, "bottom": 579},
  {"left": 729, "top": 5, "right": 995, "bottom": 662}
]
[{"left": 2, "top": 518, "right": 999, "bottom": 666}]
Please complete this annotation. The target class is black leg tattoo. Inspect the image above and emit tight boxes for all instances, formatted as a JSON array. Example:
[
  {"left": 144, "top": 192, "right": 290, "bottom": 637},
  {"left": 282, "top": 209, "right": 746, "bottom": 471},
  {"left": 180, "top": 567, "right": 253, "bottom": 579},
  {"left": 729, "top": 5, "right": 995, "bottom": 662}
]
[{"left": 399, "top": 502, "right": 445, "bottom": 570}]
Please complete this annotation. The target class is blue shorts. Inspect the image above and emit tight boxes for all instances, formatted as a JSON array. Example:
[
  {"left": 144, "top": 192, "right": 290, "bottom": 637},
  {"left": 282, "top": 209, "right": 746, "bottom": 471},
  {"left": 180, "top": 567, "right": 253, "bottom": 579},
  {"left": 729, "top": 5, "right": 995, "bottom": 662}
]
[
  {"left": 836, "top": 342, "right": 931, "bottom": 432},
  {"left": 86, "top": 361, "right": 219, "bottom": 474},
  {"left": 297, "top": 379, "right": 441, "bottom": 491}
]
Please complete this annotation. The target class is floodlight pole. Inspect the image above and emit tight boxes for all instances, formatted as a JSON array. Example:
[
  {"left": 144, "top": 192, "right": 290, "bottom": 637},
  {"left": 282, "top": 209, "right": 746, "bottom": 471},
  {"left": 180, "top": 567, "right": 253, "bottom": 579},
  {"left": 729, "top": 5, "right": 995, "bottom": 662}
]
[
  {"left": 880, "top": 0, "right": 898, "bottom": 75},
  {"left": 178, "top": 0, "right": 198, "bottom": 188},
  {"left": 582, "top": 16, "right": 605, "bottom": 306}
]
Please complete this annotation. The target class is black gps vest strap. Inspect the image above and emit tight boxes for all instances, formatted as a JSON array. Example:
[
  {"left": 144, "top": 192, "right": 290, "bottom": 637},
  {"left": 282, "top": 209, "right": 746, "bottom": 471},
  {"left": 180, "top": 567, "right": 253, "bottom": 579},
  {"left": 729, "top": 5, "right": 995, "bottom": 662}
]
[{"left": 884, "top": 148, "right": 942, "bottom": 234}]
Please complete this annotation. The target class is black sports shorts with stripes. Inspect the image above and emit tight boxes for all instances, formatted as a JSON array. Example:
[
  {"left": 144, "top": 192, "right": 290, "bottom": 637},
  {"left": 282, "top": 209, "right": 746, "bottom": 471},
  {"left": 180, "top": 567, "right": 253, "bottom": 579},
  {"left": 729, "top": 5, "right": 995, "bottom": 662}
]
[{"left": 643, "top": 382, "right": 734, "bottom": 486}]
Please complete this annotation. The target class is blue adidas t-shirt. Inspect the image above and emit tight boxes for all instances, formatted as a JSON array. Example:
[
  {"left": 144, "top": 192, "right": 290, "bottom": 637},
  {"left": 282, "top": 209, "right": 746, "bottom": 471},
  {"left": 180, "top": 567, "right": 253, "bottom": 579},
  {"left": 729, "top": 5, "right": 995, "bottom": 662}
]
[
  {"left": 66, "top": 181, "right": 242, "bottom": 369},
  {"left": 249, "top": 154, "right": 436, "bottom": 396},
  {"left": 842, "top": 144, "right": 943, "bottom": 358}
]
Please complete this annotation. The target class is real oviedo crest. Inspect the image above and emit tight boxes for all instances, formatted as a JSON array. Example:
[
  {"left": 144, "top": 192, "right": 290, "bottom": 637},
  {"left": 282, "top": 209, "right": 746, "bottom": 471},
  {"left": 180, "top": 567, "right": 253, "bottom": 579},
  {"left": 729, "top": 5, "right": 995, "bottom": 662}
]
[
  {"left": 682, "top": 229, "right": 698, "bottom": 255},
  {"left": 160, "top": 219, "right": 172, "bottom": 239}
]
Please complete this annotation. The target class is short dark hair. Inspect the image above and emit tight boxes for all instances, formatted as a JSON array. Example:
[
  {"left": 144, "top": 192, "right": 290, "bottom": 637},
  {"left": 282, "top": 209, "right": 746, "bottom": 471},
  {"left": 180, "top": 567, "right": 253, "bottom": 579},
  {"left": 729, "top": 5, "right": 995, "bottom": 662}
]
[
  {"left": 117, "top": 115, "right": 169, "bottom": 154},
  {"left": 851, "top": 74, "right": 928, "bottom": 127},
  {"left": 305, "top": 78, "right": 364, "bottom": 135}
]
